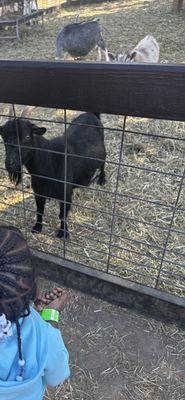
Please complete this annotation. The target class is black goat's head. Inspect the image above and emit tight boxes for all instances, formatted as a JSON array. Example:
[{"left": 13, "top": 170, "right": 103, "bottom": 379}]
[{"left": 0, "top": 115, "right": 46, "bottom": 186}]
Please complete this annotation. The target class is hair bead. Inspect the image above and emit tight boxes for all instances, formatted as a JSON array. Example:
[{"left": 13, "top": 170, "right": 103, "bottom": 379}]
[
  {"left": 18, "top": 359, "right": 25, "bottom": 367},
  {"left": 16, "top": 375, "right": 23, "bottom": 382}
]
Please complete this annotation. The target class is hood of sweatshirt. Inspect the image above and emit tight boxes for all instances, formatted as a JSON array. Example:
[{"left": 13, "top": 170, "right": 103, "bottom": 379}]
[{"left": 0, "top": 307, "right": 48, "bottom": 398}]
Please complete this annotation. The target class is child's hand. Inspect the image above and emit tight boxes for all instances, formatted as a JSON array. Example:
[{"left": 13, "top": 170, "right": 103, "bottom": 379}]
[
  {"left": 34, "top": 297, "right": 44, "bottom": 312},
  {"left": 34, "top": 287, "right": 69, "bottom": 313},
  {"left": 45, "top": 289, "right": 69, "bottom": 312}
]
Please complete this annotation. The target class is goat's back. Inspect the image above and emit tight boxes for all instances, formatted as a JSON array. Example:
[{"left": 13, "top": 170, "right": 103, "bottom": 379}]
[
  {"left": 66, "top": 112, "right": 106, "bottom": 186},
  {"left": 67, "top": 112, "right": 104, "bottom": 154}
]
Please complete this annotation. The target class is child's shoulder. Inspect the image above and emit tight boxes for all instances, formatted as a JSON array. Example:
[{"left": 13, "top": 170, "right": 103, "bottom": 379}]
[
  {"left": 28, "top": 306, "right": 50, "bottom": 337},
  {"left": 30, "top": 306, "right": 48, "bottom": 327}
]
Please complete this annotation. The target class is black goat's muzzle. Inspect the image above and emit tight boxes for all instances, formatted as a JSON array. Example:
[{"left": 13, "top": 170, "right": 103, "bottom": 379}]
[
  {"left": 5, "top": 161, "right": 22, "bottom": 186},
  {"left": 8, "top": 170, "right": 22, "bottom": 186}
]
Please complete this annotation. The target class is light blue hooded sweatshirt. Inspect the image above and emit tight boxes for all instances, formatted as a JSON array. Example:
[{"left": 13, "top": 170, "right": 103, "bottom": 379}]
[{"left": 0, "top": 307, "right": 70, "bottom": 400}]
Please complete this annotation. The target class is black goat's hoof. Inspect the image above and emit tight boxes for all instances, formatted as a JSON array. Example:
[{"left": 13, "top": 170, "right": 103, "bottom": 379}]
[
  {"left": 56, "top": 229, "right": 69, "bottom": 239},
  {"left": 31, "top": 224, "right": 42, "bottom": 234},
  {"left": 98, "top": 174, "right": 106, "bottom": 186}
]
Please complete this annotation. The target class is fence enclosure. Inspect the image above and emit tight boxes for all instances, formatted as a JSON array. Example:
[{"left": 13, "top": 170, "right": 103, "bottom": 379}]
[
  {"left": 0, "top": 0, "right": 64, "bottom": 40},
  {"left": 0, "top": 60, "right": 185, "bottom": 311}
]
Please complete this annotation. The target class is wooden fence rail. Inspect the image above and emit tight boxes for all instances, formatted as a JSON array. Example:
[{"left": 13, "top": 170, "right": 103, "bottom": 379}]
[{"left": 0, "top": 60, "right": 185, "bottom": 121}]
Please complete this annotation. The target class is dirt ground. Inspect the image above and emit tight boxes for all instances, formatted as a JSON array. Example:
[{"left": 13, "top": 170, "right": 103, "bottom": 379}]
[
  {"left": 38, "top": 278, "right": 185, "bottom": 400},
  {"left": 0, "top": 0, "right": 185, "bottom": 297}
]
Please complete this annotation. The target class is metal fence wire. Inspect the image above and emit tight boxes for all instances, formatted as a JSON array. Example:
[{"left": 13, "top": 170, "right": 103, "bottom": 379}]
[
  {"left": 0, "top": 61, "right": 185, "bottom": 299},
  {"left": 0, "top": 103, "right": 185, "bottom": 298}
]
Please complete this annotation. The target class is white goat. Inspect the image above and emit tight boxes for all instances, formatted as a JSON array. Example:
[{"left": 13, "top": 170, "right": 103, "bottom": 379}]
[
  {"left": 23, "top": 0, "right": 38, "bottom": 16},
  {"left": 114, "top": 35, "right": 160, "bottom": 63}
]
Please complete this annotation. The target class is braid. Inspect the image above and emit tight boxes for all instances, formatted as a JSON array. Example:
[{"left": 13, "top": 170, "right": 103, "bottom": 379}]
[
  {"left": 0, "top": 273, "right": 22, "bottom": 291},
  {"left": 15, "top": 317, "right": 23, "bottom": 361},
  {"left": 0, "top": 234, "right": 19, "bottom": 256},
  {"left": 14, "top": 308, "right": 26, "bottom": 381},
  {"left": 0, "top": 225, "right": 36, "bottom": 321},
  {"left": 0, "top": 265, "right": 31, "bottom": 278},
  {"left": 0, "top": 225, "right": 36, "bottom": 381}
]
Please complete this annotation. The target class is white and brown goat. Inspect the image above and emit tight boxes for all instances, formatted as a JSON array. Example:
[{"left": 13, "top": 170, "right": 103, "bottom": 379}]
[{"left": 109, "top": 35, "right": 160, "bottom": 63}]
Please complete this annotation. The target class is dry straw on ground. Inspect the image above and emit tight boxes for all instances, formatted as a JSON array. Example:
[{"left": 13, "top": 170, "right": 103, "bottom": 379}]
[{"left": 39, "top": 278, "right": 185, "bottom": 400}]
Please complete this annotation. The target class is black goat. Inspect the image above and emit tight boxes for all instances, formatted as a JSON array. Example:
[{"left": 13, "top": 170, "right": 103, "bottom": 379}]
[
  {"left": 0, "top": 111, "right": 106, "bottom": 238},
  {"left": 55, "top": 19, "right": 109, "bottom": 61}
]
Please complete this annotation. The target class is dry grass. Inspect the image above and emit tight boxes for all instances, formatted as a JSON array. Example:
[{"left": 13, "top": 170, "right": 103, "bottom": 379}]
[
  {"left": 38, "top": 278, "right": 185, "bottom": 400},
  {"left": 0, "top": 0, "right": 185, "bottom": 296}
]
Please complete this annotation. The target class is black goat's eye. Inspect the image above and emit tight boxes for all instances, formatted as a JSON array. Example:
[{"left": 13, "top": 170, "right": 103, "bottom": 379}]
[{"left": 25, "top": 135, "right": 31, "bottom": 141}]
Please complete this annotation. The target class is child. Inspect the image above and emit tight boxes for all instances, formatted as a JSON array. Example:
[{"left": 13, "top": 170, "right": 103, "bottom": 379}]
[{"left": 0, "top": 224, "right": 70, "bottom": 400}]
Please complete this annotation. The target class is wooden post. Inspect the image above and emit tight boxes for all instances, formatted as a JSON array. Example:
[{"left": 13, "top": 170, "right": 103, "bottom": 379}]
[{"left": 172, "top": 0, "right": 184, "bottom": 12}]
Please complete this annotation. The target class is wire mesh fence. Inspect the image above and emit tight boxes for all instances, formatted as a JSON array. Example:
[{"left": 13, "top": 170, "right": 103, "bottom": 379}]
[
  {"left": 37, "top": 0, "right": 64, "bottom": 10},
  {"left": 0, "top": 102, "right": 185, "bottom": 298},
  {"left": 0, "top": 0, "right": 64, "bottom": 12},
  {"left": 0, "top": 0, "right": 64, "bottom": 41}
]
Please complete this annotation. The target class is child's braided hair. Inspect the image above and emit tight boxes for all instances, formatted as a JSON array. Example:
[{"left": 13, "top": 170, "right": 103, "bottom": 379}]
[{"left": 0, "top": 225, "right": 37, "bottom": 380}]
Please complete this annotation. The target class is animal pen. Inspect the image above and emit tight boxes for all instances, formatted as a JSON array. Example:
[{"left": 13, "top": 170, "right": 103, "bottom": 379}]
[
  {"left": 0, "top": 60, "right": 185, "bottom": 323},
  {"left": 0, "top": 0, "right": 64, "bottom": 40}
]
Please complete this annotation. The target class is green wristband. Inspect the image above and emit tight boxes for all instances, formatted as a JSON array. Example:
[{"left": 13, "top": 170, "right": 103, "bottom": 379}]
[{"left": 40, "top": 309, "right": 60, "bottom": 323}]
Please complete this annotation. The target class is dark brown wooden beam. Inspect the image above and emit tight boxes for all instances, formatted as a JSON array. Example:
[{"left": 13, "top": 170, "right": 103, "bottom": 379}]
[
  {"left": 0, "top": 60, "right": 185, "bottom": 121},
  {"left": 172, "top": 0, "right": 184, "bottom": 12}
]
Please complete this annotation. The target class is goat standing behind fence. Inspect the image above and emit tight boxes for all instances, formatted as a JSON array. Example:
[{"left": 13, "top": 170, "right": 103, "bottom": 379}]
[
  {"left": 55, "top": 18, "right": 109, "bottom": 61},
  {"left": 109, "top": 35, "right": 160, "bottom": 63},
  {"left": 0, "top": 107, "right": 106, "bottom": 238}
]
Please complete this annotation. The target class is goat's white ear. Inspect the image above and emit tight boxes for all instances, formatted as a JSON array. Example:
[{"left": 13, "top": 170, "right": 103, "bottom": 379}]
[{"left": 31, "top": 125, "right": 47, "bottom": 135}]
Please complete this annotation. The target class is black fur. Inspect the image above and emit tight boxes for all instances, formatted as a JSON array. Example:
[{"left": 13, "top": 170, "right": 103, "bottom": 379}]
[
  {"left": 9, "top": 170, "right": 22, "bottom": 186},
  {"left": 0, "top": 113, "right": 106, "bottom": 238}
]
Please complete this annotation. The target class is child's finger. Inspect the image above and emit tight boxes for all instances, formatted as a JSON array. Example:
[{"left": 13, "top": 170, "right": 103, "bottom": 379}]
[
  {"left": 43, "top": 288, "right": 67, "bottom": 305},
  {"left": 47, "top": 289, "right": 58, "bottom": 300},
  {"left": 34, "top": 297, "right": 46, "bottom": 311},
  {"left": 53, "top": 289, "right": 62, "bottom": 297},
  {"left": 49, "top": 292, "right": 57, "bottom": 300},
  {"left": 42, "top": 298, "right": 50, "bottom": 304},
  {"left": 45, "top": 292, "right": 54, "bottom": 300},
  {"left": 52, "top": 287, "right": 61, "bottom": 293},
  {"left": 55, "top": 287, "right": 63, "bottom": 293},
  {"left": 34, "top": 299, "right": 41, "bottom": 308},
  {"left": 53, "top": 289, "right": 59, "bottom": 295},
  {"left": 53, "top": 288, "right": 66, "bottom": 298}
]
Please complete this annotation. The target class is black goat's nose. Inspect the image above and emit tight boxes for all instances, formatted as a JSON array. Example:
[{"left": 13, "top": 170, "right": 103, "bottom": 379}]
[
  {"left": 8, "top": 160, "right": 15, "bottom": 167},
  {"left": 6, "top": 159, "right": 17, "bottom": 171}
]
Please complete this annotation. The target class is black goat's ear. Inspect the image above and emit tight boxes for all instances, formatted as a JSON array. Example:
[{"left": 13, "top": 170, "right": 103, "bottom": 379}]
[
  {"left": 31, "top": 124, "right": 47, "bottom": 135},
  {"left": 108, "top": 52, "right": 115, "bottom": 61},
  {"left": 129, "top": 51, "right": 137, "bottom": 61}
]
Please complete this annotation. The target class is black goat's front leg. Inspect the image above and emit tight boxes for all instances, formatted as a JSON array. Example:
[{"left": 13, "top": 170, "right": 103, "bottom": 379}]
[
  {"left": 97, "top": 164, "right": 106, "bottom": 186},
  {"left": 32, "top": 195, "right": 46, "bottom": 234},
  {"left": 57, "top": 200, "right": 71, "bottom": 239}
]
